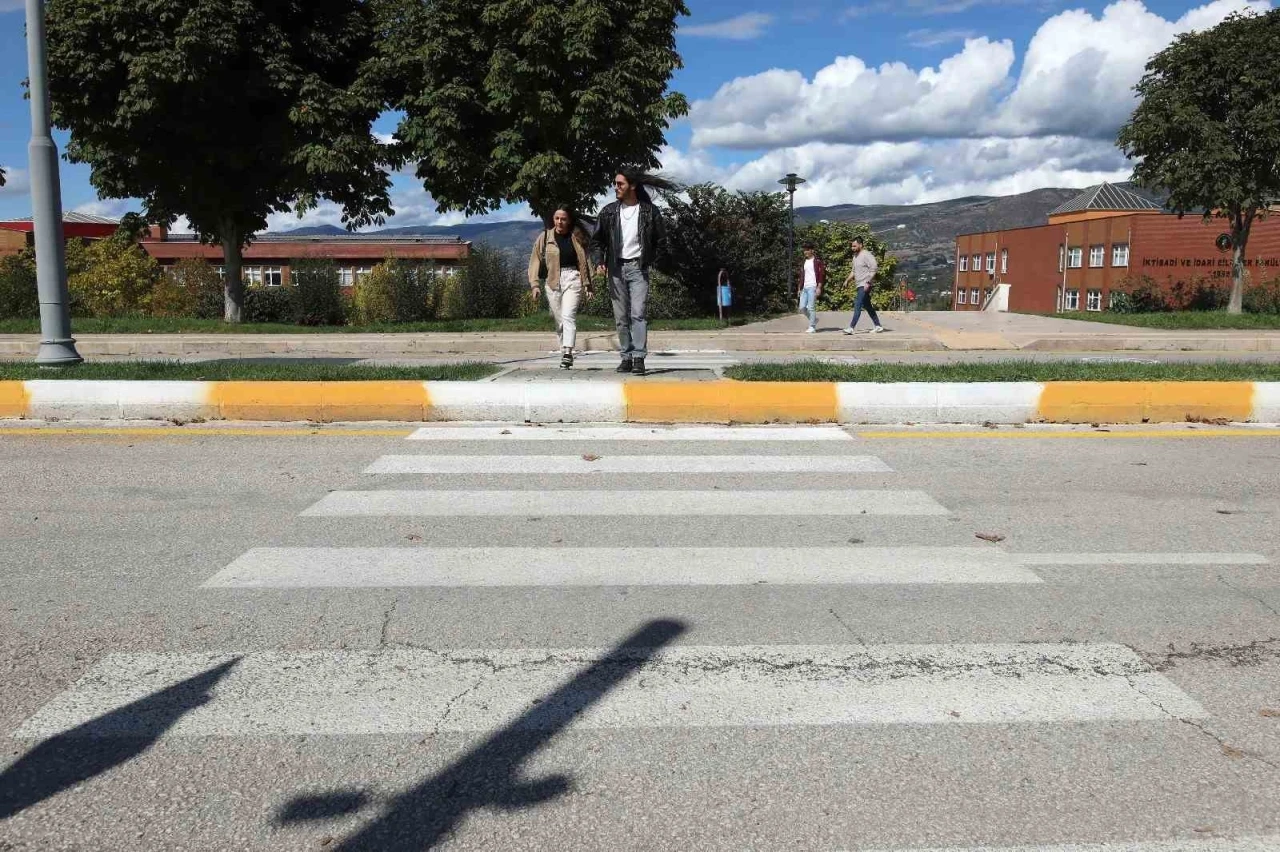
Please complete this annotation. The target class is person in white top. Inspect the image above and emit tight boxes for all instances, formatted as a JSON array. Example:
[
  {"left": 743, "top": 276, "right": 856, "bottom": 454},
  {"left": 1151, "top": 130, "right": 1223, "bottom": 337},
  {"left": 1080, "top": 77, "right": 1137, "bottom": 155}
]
[{"left": 798, "top": 242, "right": 824, "bottom": 333}]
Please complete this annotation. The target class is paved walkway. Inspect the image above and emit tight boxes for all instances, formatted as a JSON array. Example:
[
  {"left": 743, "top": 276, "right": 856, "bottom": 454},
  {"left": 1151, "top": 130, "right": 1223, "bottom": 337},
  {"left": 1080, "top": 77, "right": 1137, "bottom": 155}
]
[{"left": 2, "top": 311, "right": 1278, "bottom": 360}]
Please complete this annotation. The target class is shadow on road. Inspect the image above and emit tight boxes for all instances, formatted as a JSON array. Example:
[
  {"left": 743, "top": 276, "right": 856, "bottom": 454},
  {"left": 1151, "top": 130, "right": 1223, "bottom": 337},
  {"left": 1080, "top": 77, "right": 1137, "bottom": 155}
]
[
  {"left": 0, "top": 658, "right": 240, "bottom": 820},
  {"left": 277, "top": 618, "right": 687, "bottom": 851}
]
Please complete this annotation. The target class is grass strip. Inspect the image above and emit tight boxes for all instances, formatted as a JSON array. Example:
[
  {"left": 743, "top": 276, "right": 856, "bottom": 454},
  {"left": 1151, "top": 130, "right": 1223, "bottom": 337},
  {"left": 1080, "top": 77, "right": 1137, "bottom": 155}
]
[
  {"left": 1024, "top": 311, "right": 1280, "bottom": 330},
  {"left": 0, "top": 314, "right": 780, "bottom": 335},
  {"left": 0, "top": 361, "right": 499, "bottom": 381},
  {"left": 724, "top": 360, "right": 1280, "bottom": 383}
]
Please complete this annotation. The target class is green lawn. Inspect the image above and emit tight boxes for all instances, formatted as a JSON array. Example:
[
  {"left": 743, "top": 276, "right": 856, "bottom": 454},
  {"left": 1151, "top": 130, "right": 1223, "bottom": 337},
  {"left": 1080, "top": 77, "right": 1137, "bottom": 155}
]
[
  {"left": 0, "top": 314, "right": 782, "bottom": 335},
  {"left": 1028, "top": 311, "right": 1280, "bottom": 330},
  {"left": 724, "top": 360, "right": 1280, "bottom": 383},
  {"left": 0, "top": 361, "right": 499, "bottom": 381}
]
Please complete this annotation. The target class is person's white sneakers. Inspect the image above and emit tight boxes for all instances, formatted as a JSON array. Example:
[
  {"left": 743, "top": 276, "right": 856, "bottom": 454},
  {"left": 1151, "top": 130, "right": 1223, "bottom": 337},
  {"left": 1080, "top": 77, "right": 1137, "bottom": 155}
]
[
  {"left": 841, "top": 327, "right": 855, "bottom": 335},
  {"left": 871, "top": 326, "right": 885, "bottom": 334},
  {"left": 805, "top": 326, "right": 816, "bottom": 334}
]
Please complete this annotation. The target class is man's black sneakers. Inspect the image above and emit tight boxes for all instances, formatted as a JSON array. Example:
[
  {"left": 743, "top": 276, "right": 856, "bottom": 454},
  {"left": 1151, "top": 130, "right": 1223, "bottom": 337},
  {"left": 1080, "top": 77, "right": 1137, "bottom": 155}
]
[
  {"left": 616, "top": 358, "right": 633, "bottom": 374},
  {"left": 632, "top": 358, "right": 647, "bottom": 376},
  {"left": 560, "top": 352, "right": 574, "bottom": 369}
]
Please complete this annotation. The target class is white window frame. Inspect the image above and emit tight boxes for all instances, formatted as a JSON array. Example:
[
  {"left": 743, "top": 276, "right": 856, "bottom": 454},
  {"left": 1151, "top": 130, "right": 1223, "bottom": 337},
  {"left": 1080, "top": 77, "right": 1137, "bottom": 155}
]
[
  {"left": 959, "top": 255, "right": 968, "bottom": 272},
  {"left": 957, "top": 289, "right": 967, "bottom": 305},
  {"left": 1065, "top": 289, "right": 1080, "bottom": 310},
  {"left": 1089, "top": 245, "right": 1105, "bottom": 268},
  {"left": 1109, "top": 290, "right": 1121, "bottom": 309},
  {"left": 243, "top": 266, "right": 263, "bottom": 286},
  {"left": 1000, "top": 248, "right": 1008, "bottom": 274},
  {"left": 971, "top": 254, "right": 981, "bottom": 272},
  {"left": 1086, "top": 289, "right": 1102, "bottom": 311},
  {"left": 263, "top": 267, "right": 283, "bottom": 287},
  {"left": 1067, "top": 247, "right": 1083, "bottom": 269},
  {"left": 969, "top": 288, "right": 980, "bottom": 305},
  {"left": 985, "top": 253, "right": 995, "bottom": 273},
  {"left": 339, "top": 267, "right": 355, "bottom": 287},
  {"left": 1112, "top": 243, "right": 1129, "bottom": 267}
]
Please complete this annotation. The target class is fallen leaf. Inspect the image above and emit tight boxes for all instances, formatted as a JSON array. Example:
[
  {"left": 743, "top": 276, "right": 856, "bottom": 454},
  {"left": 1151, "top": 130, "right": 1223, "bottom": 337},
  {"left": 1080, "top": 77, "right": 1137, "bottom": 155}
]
[
  {"left": 947, "top": 710, "right": 961, "bottom": 718},
  {"left": 1192, "top": 827, "right": 1216, "bottom": 835},
  {"left": 848, "top": 538, "right": 864, "bottom": 545},
  {"left": 1221, "top": 744, "right": 1245, "bottom": 759},
  {"left": 582, "top": 454, "right": 602, "bottom": 462},
  {"left": 552, "top": 536, "right": 563, "bottom": 544},
  {"left": 500, "top": 429, "right": 512, "bottom": 435},
  {"left": 320, "top": 837, "right": 334, "bottom": 848},
  {"left": 405, "top": 534, "right": 422, "bottom": 542},
  {"left": 1132, "top": 462, "right": 1148, "bottom": 466},
  {"left": 1259, "top": 708, "right": 1280, "bottom": 718},
  {"left": 976, "top": 532, "right": 1006, "bottom": 543},
  {"left": 1216, "top": 510, "right": 1238, "bottom": 516},
  {"left": 982, "top": 421, "right": 997, "bottom": 430}
]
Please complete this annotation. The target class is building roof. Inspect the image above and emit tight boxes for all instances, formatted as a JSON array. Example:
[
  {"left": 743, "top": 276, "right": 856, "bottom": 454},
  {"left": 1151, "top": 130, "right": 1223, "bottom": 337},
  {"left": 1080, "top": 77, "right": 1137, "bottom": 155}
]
[
  {"left": 0, "top": 212, "right": 121, "bottom": 226},
  {"left": 1049, "top": 182, "right": 1163, "bottom": 217}
]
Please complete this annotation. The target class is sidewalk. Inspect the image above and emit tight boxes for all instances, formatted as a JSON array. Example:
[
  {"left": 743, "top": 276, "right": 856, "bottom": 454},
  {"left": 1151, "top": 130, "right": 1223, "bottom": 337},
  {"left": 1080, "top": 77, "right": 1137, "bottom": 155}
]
[{"left": 2, "top": 311, "right": 1279, "bottom": 359}]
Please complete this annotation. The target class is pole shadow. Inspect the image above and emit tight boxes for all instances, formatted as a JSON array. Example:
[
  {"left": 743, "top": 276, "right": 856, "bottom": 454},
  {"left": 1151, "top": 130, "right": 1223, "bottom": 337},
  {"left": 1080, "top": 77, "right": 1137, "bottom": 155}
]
[
  {"left": 0, "top": 658, "right": 240, "bottom": 820},
  {"left": 277, "top": 619, "right": 687, "bottom": 851}
]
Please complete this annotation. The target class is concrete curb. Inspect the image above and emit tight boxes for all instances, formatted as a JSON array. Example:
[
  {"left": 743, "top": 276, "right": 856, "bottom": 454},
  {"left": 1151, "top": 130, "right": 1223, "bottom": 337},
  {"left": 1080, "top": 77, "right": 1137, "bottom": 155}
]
[{"left": 0, "top": 380, "right": 1276, "bottom": 424}]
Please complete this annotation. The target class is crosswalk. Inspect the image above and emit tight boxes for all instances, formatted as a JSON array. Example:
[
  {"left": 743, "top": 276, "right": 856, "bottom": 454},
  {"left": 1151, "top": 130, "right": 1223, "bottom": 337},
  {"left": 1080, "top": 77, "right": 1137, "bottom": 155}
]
[{"left": 8, "top": 423, "right": 1278, "bottom": 849}]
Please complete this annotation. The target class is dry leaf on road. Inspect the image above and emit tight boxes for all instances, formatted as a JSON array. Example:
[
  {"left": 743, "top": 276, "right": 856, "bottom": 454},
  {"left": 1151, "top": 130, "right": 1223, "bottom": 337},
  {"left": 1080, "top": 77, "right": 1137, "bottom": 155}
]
[{"left": 976, "top": 533, "right": 1006, "bottom": 543}]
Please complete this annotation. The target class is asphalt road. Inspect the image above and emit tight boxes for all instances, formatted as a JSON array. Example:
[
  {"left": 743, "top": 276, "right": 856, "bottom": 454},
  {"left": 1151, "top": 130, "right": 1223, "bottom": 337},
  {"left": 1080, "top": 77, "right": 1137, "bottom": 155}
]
[{"left": 1, "top": 422, "right": 1279, "bottom": 851}]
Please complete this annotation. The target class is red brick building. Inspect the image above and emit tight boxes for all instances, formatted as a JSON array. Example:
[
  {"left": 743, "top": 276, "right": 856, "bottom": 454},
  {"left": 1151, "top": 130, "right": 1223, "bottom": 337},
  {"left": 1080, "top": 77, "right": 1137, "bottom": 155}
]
[
  {"left": 953, "top": 183, "right": 1280, "bottom": 313},
  {"left": 0, "top": 212, "right": 121, "bottom": 255}
]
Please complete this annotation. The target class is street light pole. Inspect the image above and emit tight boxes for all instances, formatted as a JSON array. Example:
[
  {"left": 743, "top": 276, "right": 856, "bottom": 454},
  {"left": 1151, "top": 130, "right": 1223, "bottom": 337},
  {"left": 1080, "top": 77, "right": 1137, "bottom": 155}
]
[
  {"left": 26, "top": 0, "right": 81, "bottom": 366},
  {"left": 777, "top": 173, "right": 806, "bottom": 303}
]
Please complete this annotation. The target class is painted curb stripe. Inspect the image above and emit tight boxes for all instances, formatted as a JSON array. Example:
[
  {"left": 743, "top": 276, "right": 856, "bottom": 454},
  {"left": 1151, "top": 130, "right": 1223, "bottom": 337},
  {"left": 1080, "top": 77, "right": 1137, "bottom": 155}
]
[
  {"left": 1038, "top": 381, "right": 1255, "bottom": 424},
  {"left": 625, "top": 381, "right": 839, "bottom": 423},
  {"left": 209, "top": 381, "right": 430, "bottom": 422},
  {"left": 0, "top": 381, "right": 29, "bottom": 418}
]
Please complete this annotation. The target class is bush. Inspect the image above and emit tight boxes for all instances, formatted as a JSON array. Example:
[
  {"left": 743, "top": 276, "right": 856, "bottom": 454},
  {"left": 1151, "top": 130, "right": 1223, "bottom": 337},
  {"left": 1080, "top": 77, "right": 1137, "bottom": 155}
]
[
  {"left": 1170, "top": 277, "right": 1228, "bottom": 311},
  {"left": 66, "top": 235, "right": 161, "bottom": 317},
  {"left": 244, "top": 286, "right": 295, "bottom": 324},
  {"left": 290, "top": 259, "right": 345, "bottom": 326},
  {"left": 352, "top": 260, "right": 433, "bottom": 324},
  {"left": 451, "top": 245, "right": 528, "bottom": 319},
  {"left": 1112, "top": 276, "right": 1172, "bottom": 313},
  {"left": 148, "top": 272, "right": 197, "bottom": 318},
  {"left": 163, "top": 259, "right": 223, "bottom": 319},
  {"left": 0, "top": 251, "right": 39, "bottom": 319},
  {"left": 646, "top": 270, "right": 699, "bottom": 320},
  {"left": 1243, "top": 279, "right": 1280, "bottom": 314}
]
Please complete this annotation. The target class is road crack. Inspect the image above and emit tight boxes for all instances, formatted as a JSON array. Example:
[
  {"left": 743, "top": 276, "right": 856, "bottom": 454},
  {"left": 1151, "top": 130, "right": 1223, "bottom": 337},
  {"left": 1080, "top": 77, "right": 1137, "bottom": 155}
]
[
  {"left": 1218, "top": 573, "right": 1280, "bottom": 619},
  {"left": 1128, "top": 676, "right": 1280, "bottom": 771},
  {"left": 377, "top": 597, "right": 400, "bottom": 649}
]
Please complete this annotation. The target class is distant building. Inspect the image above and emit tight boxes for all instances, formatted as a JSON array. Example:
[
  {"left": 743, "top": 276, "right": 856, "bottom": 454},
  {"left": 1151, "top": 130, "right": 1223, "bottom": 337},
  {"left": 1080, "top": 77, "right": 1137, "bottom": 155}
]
[
  {"left": 0, "top": 217, "right": 472, "bottom": 286},
  {"left": 953, "top": 183, "right": 1280, "bottom": 313}
]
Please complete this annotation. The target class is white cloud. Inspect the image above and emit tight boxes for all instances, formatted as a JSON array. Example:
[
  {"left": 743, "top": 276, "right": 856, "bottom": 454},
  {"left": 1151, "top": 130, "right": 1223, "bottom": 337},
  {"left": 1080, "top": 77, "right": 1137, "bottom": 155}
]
[
  {"left": 0, "top": 0, "right": 24, "bottom": 12},
  {"left": 0, "top": 167, "right": 30, "bottom": 196},
  {"left": 681, "top": 12, "right": 774, "bottom": 40},
  {"left": 906, "top": 28, "right": 979, "bottom": 46},
  {"left": 72, "top": 199, "right": 134, "bottom": 219}
]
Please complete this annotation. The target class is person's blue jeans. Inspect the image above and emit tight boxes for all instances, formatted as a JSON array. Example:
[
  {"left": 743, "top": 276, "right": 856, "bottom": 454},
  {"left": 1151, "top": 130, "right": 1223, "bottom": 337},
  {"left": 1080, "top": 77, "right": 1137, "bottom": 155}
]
[
  {"left": 610, "top": 262, "right": 649, "bottom": 359},
  {"left": 848, "top": 286, "right": 881, "bottom": 330},
  {"left": 798, "top": 288, "right": 818, "bottom": 328}
]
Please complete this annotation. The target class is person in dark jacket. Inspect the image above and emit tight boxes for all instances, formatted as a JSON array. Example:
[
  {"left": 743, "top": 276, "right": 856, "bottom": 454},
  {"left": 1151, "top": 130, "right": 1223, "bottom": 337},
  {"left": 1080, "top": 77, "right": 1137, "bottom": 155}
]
[{"left": 590, "top": 168, "right": 674, "bottom": 376}]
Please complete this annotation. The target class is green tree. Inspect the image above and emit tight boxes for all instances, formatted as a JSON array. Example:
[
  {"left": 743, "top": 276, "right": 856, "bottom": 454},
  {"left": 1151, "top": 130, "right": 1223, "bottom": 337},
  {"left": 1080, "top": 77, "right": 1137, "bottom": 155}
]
[
  {"left": 65, "top": 234, "right": 163, "bottom": 318},
  {"left": 371, "top": 0, "right": 688, "bottom": 224},
  {"left": 660, "top": 184, "right": 792, "bottom": 314},
  {"left": 797, "top": 220, "right": 900, "bottom": 311},
  {"left": 1117, "top": 9, "right": 1280, "bottom": 314},
  {"left": 46, "top": 0, "right": 393, "bottom": 323},
  {"left": 0, "top": 250, "right": 38, "bottom": 319}
]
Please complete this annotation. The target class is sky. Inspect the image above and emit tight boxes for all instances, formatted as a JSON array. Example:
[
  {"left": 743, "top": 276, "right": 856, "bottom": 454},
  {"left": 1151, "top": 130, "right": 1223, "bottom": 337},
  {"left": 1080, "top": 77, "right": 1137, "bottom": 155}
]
[{"left": 0, "top": 0, "right": 1271, "bottom": 230}]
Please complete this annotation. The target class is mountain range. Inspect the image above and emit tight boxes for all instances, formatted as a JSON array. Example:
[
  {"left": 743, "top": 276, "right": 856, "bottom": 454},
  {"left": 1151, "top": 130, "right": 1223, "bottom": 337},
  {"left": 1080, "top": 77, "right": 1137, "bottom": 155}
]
[{"left": 271, "top": 184, "right": 1157, "bottom": 288}]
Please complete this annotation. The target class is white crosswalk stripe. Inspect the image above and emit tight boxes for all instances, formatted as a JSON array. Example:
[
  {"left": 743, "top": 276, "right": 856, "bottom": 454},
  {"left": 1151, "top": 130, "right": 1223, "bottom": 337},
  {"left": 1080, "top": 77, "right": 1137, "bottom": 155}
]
[
  {"left": 364, "top": 454, "right": 894, "bottom": 474},
  {"left": 301, "top": 489, "right": 951, "bottom": 517},
  {"left": 838, "top": 841, "right": 1280, "bottom": 852},
  {"left": 11, "top": 643, "right": 1205, "bottom": 738},
  {"left": 406, "top": 425, "right": 854, "bottom": 441}
]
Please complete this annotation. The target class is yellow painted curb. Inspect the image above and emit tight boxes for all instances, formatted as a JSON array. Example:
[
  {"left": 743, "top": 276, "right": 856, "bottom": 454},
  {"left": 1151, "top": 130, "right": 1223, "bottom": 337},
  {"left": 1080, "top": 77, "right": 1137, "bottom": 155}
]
[
  {"left": 209, "top": 382, "right": 430, "bottom": 422},
  {"left": 625, "top": 381, "right": 839, "bottom": 423},
  {"left": 0, "top": 381, "right": 30, "bottom": 418},
  {"left": 1038, "top": 382, "right": 1256, "bottom": 424}
]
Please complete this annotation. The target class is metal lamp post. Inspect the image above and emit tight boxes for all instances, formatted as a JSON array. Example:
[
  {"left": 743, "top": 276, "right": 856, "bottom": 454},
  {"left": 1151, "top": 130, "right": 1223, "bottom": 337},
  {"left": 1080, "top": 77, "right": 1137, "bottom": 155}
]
[
  {"left": 26, "top": 0, "right": 81, "bottom": 366},
  {"left": 777, "top": 173, "right": 806, "bottom": 301}
]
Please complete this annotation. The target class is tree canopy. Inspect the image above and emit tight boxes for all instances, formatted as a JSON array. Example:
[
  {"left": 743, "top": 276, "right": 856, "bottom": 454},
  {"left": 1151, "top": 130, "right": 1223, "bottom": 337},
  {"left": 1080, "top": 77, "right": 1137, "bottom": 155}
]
[
  {"left": 46, "top": 0, "right": 393, "bottom": 321},
  {"left": 1117, "top": 9, "right": 1280, "bottom": 313},
  {"left": 371, "top": 0, "right": 689, "bottom": 224}
]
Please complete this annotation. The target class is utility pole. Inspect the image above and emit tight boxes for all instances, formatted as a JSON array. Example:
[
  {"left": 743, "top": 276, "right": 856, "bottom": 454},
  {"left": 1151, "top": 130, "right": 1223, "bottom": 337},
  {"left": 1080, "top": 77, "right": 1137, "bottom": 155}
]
[
  {"left": 777, "top": 173, "right": 806, "bottom": 302},
  {"left": 26, "top": 0, "right": 81, "bottom": 366}
]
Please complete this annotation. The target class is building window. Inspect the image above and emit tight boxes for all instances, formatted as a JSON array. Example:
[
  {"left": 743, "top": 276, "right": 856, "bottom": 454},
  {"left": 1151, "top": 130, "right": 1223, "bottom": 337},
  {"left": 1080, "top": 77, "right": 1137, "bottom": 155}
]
[
  {"left": 1089, "top": 245, "right": 1105, "bottom": 268},
  {"left": 985, "top": 252, "right": 995, "bottom": 273},
  {"left": 1109, "top": 290, "right": 1121, "bottom": 309},
  {"left": 959, "top": 255, "right": 968, "bottom": 272},
  {"left": 957, "top": 289, "right": 967, "bottom": 305},
  {"left": 971, "top": 254, "right": 980, "bottom": 272},
  {"left": 1112, "top": 243, "right": 1129, "bottom": 267},
  {"left": 1087, "top": 289, "right": 1102, "bottom": 311},
  {"left": 339, "top": 266, "right": 375, "bottom": 287},
  {"left": 981, "top": 289, "right": 991, "bottom": 306},
  {"left": 1067, "top": 247, "right": 1083, "bottom": 269},
  {"left": 215, "top": 266, "right": 225, "bottom": 280},
  {"left": 1065, "top": 289, "right": 1080, "bottom": 310},
  {"left": 1000, "top": 248, "right": 1008, "bottom": 274},
  {"left": 243, "top": 266, "right": 283, "bottom": 287},
  {"left": 969, "top": 288, "right": 980, "bottom": 305}
]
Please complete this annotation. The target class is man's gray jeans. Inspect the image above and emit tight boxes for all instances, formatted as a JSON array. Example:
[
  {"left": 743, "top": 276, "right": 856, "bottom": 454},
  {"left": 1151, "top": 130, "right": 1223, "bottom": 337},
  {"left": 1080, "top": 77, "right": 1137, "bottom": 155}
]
[{"left": 610, "top": 262, "right": 649, "bottom": 359}]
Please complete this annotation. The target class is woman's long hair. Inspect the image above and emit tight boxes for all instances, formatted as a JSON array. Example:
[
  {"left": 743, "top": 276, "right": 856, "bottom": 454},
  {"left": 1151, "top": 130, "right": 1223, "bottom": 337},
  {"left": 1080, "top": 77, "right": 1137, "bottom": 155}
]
[{"left": 616, "top": 168, "right": 681, "bottom": 204}]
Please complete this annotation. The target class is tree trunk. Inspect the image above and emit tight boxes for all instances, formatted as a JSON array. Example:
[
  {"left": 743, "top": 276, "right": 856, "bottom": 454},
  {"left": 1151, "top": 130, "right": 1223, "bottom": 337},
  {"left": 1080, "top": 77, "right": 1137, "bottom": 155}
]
[
  {"left": 1228, "top": 209, "right": 1255, "bottom": 315},
  {"left": 221, "top": 223, "right": 244, "bottom": 323}
]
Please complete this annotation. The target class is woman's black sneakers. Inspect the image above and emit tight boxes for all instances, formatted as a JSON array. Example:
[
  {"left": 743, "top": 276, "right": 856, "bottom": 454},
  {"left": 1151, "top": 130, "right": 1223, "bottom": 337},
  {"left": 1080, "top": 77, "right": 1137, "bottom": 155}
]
[
  {"left": 632, "top": 358, "right": 647, "bottom": 376},
  {"left": 616, "top": 358, "right": 633, "bottom": 374},
  {"left": 560, "top": 352, "right": 574, "bottom": 370}
]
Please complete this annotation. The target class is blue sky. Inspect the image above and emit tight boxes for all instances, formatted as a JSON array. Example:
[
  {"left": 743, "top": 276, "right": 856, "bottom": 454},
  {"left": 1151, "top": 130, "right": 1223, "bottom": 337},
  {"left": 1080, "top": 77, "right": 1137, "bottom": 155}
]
[{"left": 0, "top": 0, "right": 1271, "bottom": 228}]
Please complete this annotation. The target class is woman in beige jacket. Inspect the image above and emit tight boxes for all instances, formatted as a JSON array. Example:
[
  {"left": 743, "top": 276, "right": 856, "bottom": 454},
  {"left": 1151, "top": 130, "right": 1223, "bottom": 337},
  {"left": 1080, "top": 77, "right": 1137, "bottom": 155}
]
[{"left": 528, "top": 206, "right": 594, "bottom": 369}]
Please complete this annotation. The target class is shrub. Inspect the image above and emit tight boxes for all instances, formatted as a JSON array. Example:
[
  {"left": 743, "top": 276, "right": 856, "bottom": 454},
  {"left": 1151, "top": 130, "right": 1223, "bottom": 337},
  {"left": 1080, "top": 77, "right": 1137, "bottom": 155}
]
[
  {"left": 1170, "top": 277, "right": 1228, "bottom": 311},
  {"left": 647, "top": 270, "right": 700, "bottom": 320},
  {"left": 66, "top": 235, "right": 161, "bottom": 317},
  {"left": 352, "top": 260, "right": 433, "bottom": 324},
  {"left": 290, "top": 259, "right": 346, "bottom": 326},
  {"left": 1112, "top": 276, "right": 1172, "bottom": 313},
  {"left": 148, "top": 272, "right": 197, "bottom": 318},
  {"left": 453, "top": 245, "right": 527, "bottom": 319},
  {"left": 164, "top": 259, "right": 224, "bottom": 319},
  {"left": 244, "top": 286, "right": 295, "bottom": 324},
  {"left": 0, "top": 251, "right": 39, "bottom": 319},
  {"left": 1243, "top": 278, "right": 1280, "bottom": 314}
]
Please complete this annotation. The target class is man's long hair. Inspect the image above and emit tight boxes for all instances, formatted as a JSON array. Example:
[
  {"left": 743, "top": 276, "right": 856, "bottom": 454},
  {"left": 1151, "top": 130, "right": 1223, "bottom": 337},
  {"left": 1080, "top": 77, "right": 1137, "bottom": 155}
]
[{"left": 617, "top": 167, "right": 681, "bottom": 204}]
